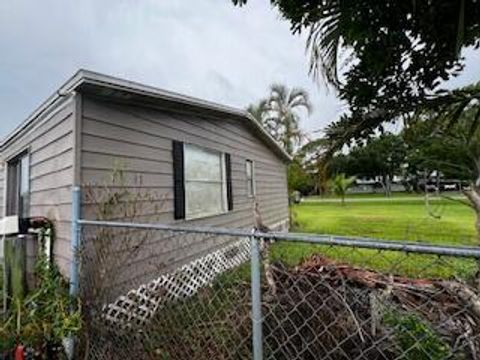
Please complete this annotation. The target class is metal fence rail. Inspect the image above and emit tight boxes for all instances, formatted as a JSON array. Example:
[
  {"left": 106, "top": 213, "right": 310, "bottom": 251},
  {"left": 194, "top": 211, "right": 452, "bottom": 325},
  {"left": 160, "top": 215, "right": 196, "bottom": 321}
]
[
  {"left": 78, "top": 219, "right": 480, "bottom": 258},
  {"left": 75, "top": 219, "right": 480, "bottom": 359}
]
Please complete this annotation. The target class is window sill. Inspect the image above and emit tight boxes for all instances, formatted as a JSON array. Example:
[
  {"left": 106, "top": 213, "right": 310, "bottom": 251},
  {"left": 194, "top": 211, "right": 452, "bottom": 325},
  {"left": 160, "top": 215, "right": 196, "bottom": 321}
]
[{"left": 183, "top": 209, "right": 231, "bottom": 222}]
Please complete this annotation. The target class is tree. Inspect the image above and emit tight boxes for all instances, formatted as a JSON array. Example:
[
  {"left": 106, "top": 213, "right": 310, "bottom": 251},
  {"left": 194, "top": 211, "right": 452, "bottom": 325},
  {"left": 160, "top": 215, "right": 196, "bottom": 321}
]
[
  {"left": 287, "top": 158, "right": 314, "bottom": 195},
  {"left": 352, "top": 134, "right": 406, "bottom": 196},
  {"left": 294, "top": 137, "right": 331, "bottom": 195},
  {"left": 266, "top": 84, "right": 312, "bottom": 155},
  {"left": 403, "top": 101, "right": 480, "bottom": 240},
  {"left": 247, "top": 84, "right": 311, "bottom": 155},
  {"left": 402, "top": 116, "right": 470, "bottom": 191},
  {"left": 402, "top": 85, "right": 480, "bottom": 183},
  {"left": 328, "top": 173, "right": 356, "bottom": 205},
  {"left": 234, "top": 0, "right": 480, "bottom": 147},
  {"left": 326, "top": 133, "right": 407, "bottom": 196},
  {"left": 246, "top": 99, "right": 268, "bottom": 123}
]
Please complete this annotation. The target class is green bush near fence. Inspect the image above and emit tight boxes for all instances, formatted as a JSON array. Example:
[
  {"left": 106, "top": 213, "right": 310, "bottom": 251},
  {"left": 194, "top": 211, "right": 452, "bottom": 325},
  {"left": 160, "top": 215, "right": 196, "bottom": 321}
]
[
  {"left": 384, "top": 311, "right": 449, "bottom": 360},
  {"left": 0, "top": 252, "right": 81, "bottom": 356}
]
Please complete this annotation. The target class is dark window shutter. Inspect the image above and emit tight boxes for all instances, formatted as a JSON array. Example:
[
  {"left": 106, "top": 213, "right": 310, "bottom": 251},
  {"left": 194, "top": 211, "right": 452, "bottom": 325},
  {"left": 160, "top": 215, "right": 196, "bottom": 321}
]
[
  {"left": 172, "top": 140, "right": 185, "bottom": 219},
  {"left": 225, "top": 153, "right": 233, "bottom": 211}
]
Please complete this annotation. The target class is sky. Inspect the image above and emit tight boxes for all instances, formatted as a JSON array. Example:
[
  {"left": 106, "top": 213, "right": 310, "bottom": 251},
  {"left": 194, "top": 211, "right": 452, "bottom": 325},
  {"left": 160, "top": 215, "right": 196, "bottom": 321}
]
[{"left": 1, "top": 0, "right": 480, "bottom": 140}]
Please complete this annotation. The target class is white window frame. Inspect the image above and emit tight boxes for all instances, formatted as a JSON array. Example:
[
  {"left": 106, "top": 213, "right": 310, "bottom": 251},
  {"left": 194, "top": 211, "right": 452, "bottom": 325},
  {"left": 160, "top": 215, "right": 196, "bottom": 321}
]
[
  {"left": 246, "top": 159, "right": 255, "bottom": 197},
  {"left": 184, "top": 144, "right": 228, "bottom": 220}
]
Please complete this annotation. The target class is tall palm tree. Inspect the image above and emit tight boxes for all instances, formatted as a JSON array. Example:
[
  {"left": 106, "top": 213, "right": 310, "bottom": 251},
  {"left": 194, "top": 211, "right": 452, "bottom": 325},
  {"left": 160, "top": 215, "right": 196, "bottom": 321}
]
[
  {"left": 246, "top": 99, "right": 268, "bottom": 123},
  {"left": 266, "top": 84, "right": 312, "bottom": 155}
]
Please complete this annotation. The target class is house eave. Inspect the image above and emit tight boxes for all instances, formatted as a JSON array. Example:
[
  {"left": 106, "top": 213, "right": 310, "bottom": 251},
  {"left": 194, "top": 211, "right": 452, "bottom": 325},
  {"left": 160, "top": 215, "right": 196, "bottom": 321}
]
[{"left": 1, "top": 70, "right": 292, "bottom": 163}]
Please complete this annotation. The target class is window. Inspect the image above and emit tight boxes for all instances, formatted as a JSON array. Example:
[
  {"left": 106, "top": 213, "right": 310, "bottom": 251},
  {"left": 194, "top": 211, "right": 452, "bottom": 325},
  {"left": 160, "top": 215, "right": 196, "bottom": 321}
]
[
  {"left": 6, "top": 152, "right": 30, "bottom": 218},
  {"left": 184, "top": 144, "right": 227, "bottom": 219},
  {"left": 173, "top": 141, "right": 233, "bottom": 220},
  {"left": 246, "top": 159, "right": 255, "bottom": 197}
]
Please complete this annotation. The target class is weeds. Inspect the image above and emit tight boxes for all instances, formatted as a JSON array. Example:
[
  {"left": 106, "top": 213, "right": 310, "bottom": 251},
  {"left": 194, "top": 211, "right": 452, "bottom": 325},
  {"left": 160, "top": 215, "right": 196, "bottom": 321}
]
[
  {"left": 0, "top": 238, "right": 81, "bottom": 357},
  {"left": 384, "top": 312, "right": 449, "bottom": 360}
]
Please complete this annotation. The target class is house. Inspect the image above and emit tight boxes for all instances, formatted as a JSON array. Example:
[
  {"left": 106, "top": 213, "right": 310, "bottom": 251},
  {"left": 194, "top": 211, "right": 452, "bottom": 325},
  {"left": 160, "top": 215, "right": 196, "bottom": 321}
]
[{"left": 0, "top": 70, "right": 290, "bottom": 278}]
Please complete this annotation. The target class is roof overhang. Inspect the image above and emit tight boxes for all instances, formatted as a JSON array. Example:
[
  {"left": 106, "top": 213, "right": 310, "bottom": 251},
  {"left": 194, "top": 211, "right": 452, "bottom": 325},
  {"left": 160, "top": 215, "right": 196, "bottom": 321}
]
[{"left": 1, "top": 70, "right": 291, "bottom": 163}]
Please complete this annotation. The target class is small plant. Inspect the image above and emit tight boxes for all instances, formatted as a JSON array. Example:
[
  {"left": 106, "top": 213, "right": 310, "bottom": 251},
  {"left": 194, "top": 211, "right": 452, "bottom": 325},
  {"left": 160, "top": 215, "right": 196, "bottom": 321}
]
[
  {"left": 384, "top": 311, "right": 449, "bottom": 360},
  {"left": 0, "top": 230, "right": 81, "bottom": 358},
  {"left": 328, "top": 173, "right": 356, "bottom": 205}
]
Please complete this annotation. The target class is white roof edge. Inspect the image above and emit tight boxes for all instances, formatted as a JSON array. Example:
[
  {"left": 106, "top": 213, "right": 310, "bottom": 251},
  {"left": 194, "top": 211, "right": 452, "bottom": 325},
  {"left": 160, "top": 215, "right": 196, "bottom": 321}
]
[
  {"left": 243, "top": 112, "right": 292, "bottom": 162},
  {"left": 1, "top": 69, "right": 292, "bottom": 162}
]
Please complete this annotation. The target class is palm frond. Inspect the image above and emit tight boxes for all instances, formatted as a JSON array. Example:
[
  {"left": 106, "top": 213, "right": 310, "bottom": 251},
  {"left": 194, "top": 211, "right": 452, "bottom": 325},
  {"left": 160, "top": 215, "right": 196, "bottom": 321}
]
[
  {"left": 306, "top": 5, "right": 342, "bottom": 88},
  {"left": 423, "top": 82, "right": 480, "bottom": 138},
  {"left": 252, "top": 83, "right": 313, "bottom": 155},
  {"left": 246, "top": 99, "right": 269, "bottom": 123},
  {"left": 288, "top": 88, "right": 313, "bottom": 114},
  {"left": 469, "top": 106, "right": 480, "bottom": 141},
  {"left": 270, "top": 84, "right": 288, "bottom": 105}
]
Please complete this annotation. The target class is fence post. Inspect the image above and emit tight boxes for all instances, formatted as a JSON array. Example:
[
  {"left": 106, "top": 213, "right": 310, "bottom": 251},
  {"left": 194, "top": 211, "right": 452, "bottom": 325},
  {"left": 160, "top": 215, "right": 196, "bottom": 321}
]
[
  {"left": 251, "top": 234, "right": 263, "bottom": 360},
  {"left": 70, "top": 186, "right": 81, "bottom": 297},
  {"left": 65, "top": 186, "right": 81, "bottom": 359}
]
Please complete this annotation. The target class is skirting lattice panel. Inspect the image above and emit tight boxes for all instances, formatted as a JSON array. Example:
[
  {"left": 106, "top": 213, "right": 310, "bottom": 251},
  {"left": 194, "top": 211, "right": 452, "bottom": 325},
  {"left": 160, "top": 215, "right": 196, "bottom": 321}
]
[{"left": 101, "top": 237, "right": 250, "bottom": 328}]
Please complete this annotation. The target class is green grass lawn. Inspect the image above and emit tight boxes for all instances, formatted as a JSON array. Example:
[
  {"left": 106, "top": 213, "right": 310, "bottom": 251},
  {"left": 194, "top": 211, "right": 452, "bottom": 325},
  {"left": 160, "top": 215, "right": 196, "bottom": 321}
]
[
  {"left": 293, "top": 198, "right": 475, "bottom": 245},
  {"left": 270, "top": 198, "right": 478, "bottom": 279}
]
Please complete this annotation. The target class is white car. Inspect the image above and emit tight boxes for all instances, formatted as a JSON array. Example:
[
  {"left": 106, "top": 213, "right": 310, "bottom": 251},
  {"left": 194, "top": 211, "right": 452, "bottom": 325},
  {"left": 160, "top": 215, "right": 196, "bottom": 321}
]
[{"left": 443, "top": 184, "right": 457, "bottom": 190}]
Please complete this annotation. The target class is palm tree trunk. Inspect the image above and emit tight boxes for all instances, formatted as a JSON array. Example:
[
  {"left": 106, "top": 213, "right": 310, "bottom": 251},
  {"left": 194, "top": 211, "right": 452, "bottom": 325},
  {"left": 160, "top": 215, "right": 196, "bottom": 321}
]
[
  {"left": 386, "top": 174, "right": 391, "bottom": 197},
  {"left": 380, "top": 175, "right": 388, "bottom": 197}
]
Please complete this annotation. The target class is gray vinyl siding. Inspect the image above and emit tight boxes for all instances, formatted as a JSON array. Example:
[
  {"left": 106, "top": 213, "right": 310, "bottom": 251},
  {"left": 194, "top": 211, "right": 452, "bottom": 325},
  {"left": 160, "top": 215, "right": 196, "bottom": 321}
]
[
  {"left": 0, "top": 96, "right": 75, "bottom": 276},
  {"left": 80, "top": 96, "right": 289, "bottom": 285}
]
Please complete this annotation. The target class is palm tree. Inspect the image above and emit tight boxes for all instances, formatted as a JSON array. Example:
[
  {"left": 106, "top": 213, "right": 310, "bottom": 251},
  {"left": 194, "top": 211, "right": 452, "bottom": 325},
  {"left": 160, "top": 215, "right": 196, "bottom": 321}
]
[
  {"left": 266, "top": 84, "right": 312, "bottom": 155},
  {"left": 246, "top": 99, "right": 268, "bottom": 123},
  {"left": 328, "top": 173, "right": 356, "bottom": 205}
]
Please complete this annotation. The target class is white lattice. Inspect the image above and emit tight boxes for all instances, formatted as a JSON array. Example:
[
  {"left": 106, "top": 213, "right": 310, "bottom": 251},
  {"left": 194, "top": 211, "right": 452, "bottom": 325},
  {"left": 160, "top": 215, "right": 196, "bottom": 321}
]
[{"left": 101, "top": 237, "right": 250, "bottom": 327}]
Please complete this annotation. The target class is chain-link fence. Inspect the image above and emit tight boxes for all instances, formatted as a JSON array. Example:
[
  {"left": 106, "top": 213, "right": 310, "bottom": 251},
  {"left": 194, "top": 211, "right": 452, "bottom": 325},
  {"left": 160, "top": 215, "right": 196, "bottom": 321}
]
[{"left": 76, "top": 220, "right": 480, "bottom": 359}]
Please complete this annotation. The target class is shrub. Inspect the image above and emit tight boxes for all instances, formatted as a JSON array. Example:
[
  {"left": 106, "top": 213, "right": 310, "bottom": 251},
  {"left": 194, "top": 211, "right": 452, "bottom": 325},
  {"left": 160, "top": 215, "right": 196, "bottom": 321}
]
[
  {"left": 0, "top": 228, "right": 81, "bottom": 357},
  {"left": 384, "top": 311, "right": 449, "bottom": 360}
]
